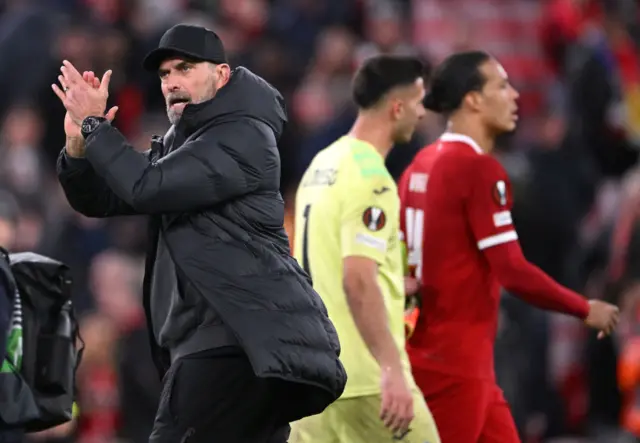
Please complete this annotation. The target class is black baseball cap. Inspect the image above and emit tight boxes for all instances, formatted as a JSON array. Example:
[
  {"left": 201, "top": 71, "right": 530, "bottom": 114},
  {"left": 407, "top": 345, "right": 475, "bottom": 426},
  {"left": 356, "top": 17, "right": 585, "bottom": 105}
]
[{"left": 143, "top": 24, "right": 228, "bottom": 71}]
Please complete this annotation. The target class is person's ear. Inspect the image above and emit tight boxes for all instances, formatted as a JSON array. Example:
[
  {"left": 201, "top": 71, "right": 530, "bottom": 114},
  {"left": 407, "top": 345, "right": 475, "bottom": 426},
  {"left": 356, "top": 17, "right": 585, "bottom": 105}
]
[
  {"left": 390, "top": 98, "right": 404, "bottom": 121},
  {"left": 217, "top": 64, "right": 231, "bottom": 87},
  {"left": 465, "top": 91, "right": 483, "bottom": 112}
]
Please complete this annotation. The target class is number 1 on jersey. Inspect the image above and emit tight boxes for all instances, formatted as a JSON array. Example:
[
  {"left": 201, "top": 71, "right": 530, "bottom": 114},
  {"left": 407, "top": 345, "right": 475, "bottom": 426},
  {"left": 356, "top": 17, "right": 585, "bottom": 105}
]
[
  {"left": 302, "top": 204, "right": 312, "bottom": 276},
  {"left": 405, "top": 207, "right": 424, "bottom": 278}
]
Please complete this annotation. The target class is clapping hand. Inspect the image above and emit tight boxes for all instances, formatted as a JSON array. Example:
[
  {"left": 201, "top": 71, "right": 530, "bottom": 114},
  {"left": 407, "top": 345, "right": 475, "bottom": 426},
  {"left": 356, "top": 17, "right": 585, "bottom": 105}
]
[{"left": 51, "top": 60, "right": 118, "bottom": 132}]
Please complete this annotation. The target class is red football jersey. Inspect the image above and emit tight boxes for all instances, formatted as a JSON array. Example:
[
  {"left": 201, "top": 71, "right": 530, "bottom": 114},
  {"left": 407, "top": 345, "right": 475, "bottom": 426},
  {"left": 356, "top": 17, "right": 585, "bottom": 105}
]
[{"left": 399, "top": 133, "right": 517, "bottom": 381}]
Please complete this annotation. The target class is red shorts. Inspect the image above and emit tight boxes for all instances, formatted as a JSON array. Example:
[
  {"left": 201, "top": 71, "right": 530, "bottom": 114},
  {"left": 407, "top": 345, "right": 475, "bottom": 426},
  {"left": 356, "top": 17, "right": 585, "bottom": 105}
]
[{"left": 413, "top": 367, "right": 520, "bottom": 443}]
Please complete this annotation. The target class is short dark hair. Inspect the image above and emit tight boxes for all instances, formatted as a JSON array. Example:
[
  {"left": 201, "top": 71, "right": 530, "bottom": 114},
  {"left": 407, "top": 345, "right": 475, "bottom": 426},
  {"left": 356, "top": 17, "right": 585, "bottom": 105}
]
[
  {"left": 352, "top": 55, "right": 425, "bottom": 109},
  {"left": 424, "top": 51, "right": 491, "bottom": 114}
]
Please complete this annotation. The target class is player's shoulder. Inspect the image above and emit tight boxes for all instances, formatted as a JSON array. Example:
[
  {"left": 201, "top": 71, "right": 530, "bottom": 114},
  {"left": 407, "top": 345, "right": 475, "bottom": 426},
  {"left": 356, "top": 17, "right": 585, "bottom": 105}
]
[
  {"left": 436, "top": 134, "right": 505, "bottom": 175},
  {"left": 341, "top": 138, "right": 394, "bottom": 188},
  {"left": 305, "top": 137, "right": 393, "bottom": 196},
  {"left": 300, "top": 138, "right": 351, "bottom": 185},
  {"left": 462, "top": 150, "right": 505, "bottom": 175},
  {"left": 399, "top": 144, "right": 437, "bottom": 195},
  {"left": 347, "top": 139, "right": 389, "bottom": 175},
  {"left": 414, "top": 140, "right": 441, "bottom": 164},
  {"left": 307, "top": 138, "right": 348, "bottom": 168}
]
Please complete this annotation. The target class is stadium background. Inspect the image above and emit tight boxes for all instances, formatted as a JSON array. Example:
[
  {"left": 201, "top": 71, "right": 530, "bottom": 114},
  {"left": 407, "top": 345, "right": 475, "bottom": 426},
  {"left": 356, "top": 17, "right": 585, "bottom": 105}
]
[{"left": 0, "top": 0, "right": 639, "bottom": 441}]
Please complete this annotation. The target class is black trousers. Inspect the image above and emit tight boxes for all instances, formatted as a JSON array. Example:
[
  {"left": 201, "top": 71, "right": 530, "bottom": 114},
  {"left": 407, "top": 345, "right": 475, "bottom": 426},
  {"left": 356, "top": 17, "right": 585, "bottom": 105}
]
[{"left": 149, "top": 348, "right": 290, "bottom": 443}]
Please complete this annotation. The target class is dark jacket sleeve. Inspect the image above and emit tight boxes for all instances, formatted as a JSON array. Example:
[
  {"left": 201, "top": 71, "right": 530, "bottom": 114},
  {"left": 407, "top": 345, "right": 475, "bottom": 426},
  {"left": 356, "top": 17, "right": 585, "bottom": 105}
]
[
  {"left": 0, "top": 278, "right": 9, "bottom": 360},
  {"left": 57, "top": 148, "right": 145, "bottom": 218},
  {"left": 0, "top": 252, "right": 14, "bottom": 361},
  {"left": 83, "top": 121, "right": 266, "bottom": 214}
]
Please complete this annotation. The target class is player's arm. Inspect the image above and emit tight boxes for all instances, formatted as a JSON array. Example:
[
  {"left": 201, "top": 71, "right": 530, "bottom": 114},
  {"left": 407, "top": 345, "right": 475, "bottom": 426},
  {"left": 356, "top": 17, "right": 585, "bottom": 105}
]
[
  {"left": 341, "top": 178, "right": 404, "bottom": 372},
  {"left": 343, "top": 256, "right": 403, "bottom": 369},
  {"left": 465, "top": 156, "right": 616, "bottom": 330}
]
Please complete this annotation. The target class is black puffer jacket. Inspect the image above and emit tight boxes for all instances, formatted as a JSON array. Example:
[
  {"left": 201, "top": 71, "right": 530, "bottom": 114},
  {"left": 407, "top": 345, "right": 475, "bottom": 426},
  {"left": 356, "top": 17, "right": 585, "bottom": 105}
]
[{"left": 57, "top": 67, "right": 346, "bottom": 421}]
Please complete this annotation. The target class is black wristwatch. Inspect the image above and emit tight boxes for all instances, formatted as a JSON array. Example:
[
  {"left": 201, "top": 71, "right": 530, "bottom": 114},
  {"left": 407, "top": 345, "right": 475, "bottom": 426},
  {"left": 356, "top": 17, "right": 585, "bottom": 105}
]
[{"left": 81, "top": 116, "right": 107, "bottom": 139}]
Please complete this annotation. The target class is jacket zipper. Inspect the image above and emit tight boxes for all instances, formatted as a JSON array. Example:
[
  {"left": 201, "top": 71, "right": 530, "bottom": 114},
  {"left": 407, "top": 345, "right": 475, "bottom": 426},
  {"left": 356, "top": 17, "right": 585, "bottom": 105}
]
[{"left": 180, "top": 427, "right": 195, "bottom": 443}]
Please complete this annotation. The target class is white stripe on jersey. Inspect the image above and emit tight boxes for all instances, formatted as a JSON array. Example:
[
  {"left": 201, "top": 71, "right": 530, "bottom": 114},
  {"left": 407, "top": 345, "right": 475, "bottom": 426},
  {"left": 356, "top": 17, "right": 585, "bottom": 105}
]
[
  {"left": 439, "top": 133, "right": 484, "bottom": 154},
  {"left": 477, "top": 230, "right": 518, "bottom": 250},
  {"left": 355, "top": 233, "right": 387, "bottom": 253}
]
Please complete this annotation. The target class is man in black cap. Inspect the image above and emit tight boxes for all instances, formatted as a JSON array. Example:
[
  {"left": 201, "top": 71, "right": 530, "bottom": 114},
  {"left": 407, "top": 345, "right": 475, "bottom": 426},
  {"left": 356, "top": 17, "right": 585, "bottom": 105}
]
[{"left": 53, "top": 24, "right": 346, "bottom": 443}]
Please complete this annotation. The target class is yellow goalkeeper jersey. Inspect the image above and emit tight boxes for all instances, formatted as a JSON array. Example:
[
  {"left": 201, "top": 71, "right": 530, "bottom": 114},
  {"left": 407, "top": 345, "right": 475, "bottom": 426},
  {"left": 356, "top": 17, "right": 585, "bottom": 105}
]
[{"left": 294, "top": 136, "right": 412, "bottom": 398}]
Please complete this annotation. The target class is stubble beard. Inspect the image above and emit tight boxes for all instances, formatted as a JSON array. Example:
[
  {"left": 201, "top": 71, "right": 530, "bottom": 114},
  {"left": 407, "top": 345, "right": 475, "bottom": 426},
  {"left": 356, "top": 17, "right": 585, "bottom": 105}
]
[
  {"left": 167, "top": 109, "right": 181, "bottom": 125},
  {"left": 165, "top": 80, "right": 219, "bottom": 126}
]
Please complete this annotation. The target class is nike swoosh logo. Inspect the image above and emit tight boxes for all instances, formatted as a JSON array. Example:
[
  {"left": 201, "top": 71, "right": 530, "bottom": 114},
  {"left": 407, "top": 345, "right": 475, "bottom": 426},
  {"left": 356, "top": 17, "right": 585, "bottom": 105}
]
[{"left": 373, "top": 186, "right": 390, "bottom": 195}]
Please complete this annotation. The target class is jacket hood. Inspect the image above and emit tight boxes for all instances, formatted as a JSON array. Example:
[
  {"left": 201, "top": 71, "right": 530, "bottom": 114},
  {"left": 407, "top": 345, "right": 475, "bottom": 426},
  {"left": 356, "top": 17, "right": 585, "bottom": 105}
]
[{"left": 178, "top": 67, "right": 287, "bottom": 140}]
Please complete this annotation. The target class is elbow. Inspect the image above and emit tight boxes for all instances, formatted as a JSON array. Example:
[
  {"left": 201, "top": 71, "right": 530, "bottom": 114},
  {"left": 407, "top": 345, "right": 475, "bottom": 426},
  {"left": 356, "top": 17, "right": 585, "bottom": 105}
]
[
  {"left": 342, "top": 256, "right": 379, "bottom": 303},
  {"left": 60, "top": 188, "right": 108, "bottom": 218},
  {"left": 126, "top": 182, "right": 162, "bottom": 214},
  {"left": 69, "top": 202, "right": 107, "bottom": 218},
  {"left": 499, "top": 275, "right": 521, "bottom": 294},
  {"left": 127, "top": 196, "right": 153, "bottom": 214},
  {"left": 343, "top": 272, "right": 364, "bottom": 302},
  {"left": 488, "top": 247, "right": 527, "bottom": 293},
  {"left": 495, "top": 262, "right": 527, "bottom": 293},
  {"left": 342, "top": 265, "right": 378, "bottom": 308}
]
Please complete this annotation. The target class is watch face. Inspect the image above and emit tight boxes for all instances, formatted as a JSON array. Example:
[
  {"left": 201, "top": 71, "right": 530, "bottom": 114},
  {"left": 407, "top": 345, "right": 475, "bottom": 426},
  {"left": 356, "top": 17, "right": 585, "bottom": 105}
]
[{"left": 82, "top": 117, "right": 98, "bottom": 134}]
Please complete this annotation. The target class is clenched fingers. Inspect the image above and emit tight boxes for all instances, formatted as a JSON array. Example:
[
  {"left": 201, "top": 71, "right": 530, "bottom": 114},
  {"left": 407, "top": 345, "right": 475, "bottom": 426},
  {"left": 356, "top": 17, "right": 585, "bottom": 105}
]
[
  {"left": 380, "top": 396, "right": 412, "bottom": 436},
  {"left": 394, "top": 399, "right": 413, "bottom": 436}
]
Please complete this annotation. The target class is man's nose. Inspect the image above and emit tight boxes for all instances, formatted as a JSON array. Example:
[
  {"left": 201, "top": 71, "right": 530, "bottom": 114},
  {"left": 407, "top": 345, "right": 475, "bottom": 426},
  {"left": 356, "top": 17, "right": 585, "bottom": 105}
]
[{"left": 167, "top": 82, "right": 181, "bottom": 93}]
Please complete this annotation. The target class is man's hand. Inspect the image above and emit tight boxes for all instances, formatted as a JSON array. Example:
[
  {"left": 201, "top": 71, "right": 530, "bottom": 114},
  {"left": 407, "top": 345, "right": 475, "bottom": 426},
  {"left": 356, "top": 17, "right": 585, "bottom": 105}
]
[
  {"left": 52, "top": 60, "right": 116, "bottom": 127},
  {"left": 585, "top": 300, "right": 620, "bottom": 339},
  {"left": 58, "top": 70, "right": 119, "bottom": 158},
  {"left": 380, "top": 365, "right": 414, "bottom": 438}
]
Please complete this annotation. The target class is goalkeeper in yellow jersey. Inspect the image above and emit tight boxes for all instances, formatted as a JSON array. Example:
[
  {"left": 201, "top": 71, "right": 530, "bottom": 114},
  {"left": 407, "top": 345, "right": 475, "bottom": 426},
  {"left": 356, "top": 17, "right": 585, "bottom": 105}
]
[{"left": 290, "top": 55, "right": 440, "bottom": 443}]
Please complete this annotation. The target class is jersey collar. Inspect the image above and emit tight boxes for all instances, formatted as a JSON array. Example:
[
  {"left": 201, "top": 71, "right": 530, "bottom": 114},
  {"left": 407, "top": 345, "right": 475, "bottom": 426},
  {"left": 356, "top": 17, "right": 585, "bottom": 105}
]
[
  {"left": 343, "top": 136, "right": 385, "bottom": 160},
  {"left": 439, "top": 133, "right": 484, "bottom": 155}
]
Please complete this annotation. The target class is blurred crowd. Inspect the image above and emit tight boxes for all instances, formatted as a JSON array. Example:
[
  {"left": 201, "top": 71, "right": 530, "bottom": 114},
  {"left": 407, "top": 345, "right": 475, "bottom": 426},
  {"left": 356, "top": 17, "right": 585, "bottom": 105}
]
[{"left": 0, "top": 0, "right": 640, "bottom": 441}]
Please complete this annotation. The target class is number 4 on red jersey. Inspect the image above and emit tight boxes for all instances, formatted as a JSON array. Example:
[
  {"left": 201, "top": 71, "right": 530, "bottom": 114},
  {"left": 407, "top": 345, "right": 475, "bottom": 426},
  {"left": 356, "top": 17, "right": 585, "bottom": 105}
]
[{"left": 399, "top": 134, "right": 516, "bottom": 277}]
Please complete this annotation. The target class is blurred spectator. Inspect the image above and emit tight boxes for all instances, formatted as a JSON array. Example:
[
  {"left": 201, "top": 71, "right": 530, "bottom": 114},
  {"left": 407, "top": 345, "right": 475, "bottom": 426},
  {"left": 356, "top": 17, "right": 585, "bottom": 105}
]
[
  {"left": 354, "top": 0, "right": 416, "bottom": 65},
  {"left": 617, "top": 281, "right": 640, "bottom": 440},
  {"left": 0, "top": 104, "right": 45, "bottom": 198},
  {"left": 75, "top": 313, "right": 120, "bottom": 443},
  {"left": 293, "top": 26, "right": 356, "bottom": 133},
  {"left": 562, "top": 1, "right": 640, "bottom": 179},
  {"left": 88, "top": 250, "right": 159, "bottom": 443},
  {"left": 0, "top": 190, "right": 19, "bottom": 250}
]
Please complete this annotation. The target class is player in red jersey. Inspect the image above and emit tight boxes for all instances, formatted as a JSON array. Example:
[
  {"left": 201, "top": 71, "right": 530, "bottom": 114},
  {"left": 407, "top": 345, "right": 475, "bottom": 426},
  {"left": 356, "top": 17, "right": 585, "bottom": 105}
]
[{"left": 398, "top": 51, "right": 620, "bottom": 442}]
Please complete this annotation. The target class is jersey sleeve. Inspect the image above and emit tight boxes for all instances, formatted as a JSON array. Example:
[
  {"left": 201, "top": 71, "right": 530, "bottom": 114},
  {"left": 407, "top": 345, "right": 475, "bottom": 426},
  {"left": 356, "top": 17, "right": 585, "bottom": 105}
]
[
  {"left": 465, "top": 155, "right": 518, "bottom": 250},
  {"left": 341, "top": 175, "right": 397, "bottom": 264}
]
